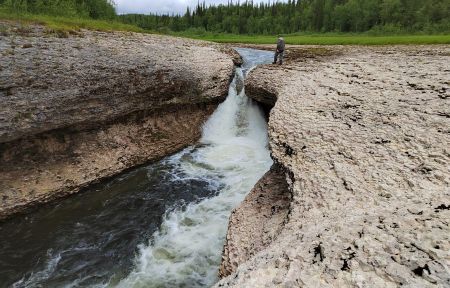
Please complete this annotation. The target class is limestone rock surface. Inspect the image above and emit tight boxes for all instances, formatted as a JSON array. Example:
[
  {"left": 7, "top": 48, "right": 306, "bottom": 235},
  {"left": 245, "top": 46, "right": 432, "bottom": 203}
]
[
  {"left": 218, "top": 45, "right": 450, "bottom": 287},
  {"left": 0, "top": 22, "right": 235, "bottom": 220},
  {"left": 0, "top": 22, "right": 233, "bottom": 143}
]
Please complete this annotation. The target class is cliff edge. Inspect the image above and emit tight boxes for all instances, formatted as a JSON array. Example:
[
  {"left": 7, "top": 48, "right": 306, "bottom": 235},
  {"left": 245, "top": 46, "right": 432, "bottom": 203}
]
[{"left": 0, "top": 21, "right": 236, "bottom": 220}]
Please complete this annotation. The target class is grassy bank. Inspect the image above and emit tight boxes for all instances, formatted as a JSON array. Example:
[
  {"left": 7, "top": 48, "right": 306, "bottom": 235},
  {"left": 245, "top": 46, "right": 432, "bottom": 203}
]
[
  {"left": 182, "top": 33, "right": 450, "bottom": 45},
  {"left": 1, "top": 10, "right": 449, "bottom": 45},
  {"left": 0, "top": 9, "right": 145, "bottom": 33}
]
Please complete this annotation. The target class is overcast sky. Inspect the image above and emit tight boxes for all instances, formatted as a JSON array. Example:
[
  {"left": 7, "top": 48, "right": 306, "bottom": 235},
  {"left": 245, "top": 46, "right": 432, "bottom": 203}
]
[{"left": 115, "top": 0, "right": 286, "bottom": 15}]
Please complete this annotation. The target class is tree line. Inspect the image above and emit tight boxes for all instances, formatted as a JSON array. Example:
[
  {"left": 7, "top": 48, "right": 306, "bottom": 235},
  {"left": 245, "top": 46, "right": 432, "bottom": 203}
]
[
  {"left": 0, "top": 0, "right": 116, "bottom": 19},
  {"left": 119, "top": 0, "right": 449, "bottom": 34},
  {"left": 1, "top": 0, "right": 448, "bottom": 34}
]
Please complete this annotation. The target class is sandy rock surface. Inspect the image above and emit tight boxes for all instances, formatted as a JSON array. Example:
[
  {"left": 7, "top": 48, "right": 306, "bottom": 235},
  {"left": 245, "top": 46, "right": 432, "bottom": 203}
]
[
  {"left": 218, "top": 45, "right": 450, "bottom": 287},
  {"left": 0, "top": 22, "right": 235, "bottom": 220}
]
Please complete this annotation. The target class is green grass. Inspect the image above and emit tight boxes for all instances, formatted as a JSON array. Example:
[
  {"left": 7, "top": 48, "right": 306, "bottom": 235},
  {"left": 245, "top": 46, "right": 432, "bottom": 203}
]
[
  {"left": 1, "top": 9, "right": 449, "bottom": 45},
  {"left": 0, "top": 8, "right": 147, "bottom": 33},
  {"left": 181, "top": 33, "right": 450, "bottom": 45}
]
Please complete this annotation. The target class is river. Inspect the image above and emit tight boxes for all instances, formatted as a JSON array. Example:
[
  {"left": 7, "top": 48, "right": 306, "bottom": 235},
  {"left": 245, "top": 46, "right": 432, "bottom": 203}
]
[{"left": 0, "top": 48, "right": 274, "bottom": 288}]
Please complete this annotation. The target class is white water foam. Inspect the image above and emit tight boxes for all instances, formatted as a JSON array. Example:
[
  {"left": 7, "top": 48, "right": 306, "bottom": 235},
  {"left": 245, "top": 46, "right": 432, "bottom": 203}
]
[{"left": 114, "top": 51, "right": 273, "bottom": 288}]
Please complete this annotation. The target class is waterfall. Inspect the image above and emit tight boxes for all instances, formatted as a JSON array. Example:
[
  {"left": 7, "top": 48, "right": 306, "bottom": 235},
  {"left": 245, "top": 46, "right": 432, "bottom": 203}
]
[{"left": 115, "top": 49, "right": 274, "bottom": 288}]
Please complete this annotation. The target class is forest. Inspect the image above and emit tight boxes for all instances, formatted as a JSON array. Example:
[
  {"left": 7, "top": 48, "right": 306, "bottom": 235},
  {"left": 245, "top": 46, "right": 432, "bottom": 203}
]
[
  {"left": 0, "top": 0, "right": 116, "bottom": 20},
  {"left": 1, "top": 0, "right": 449, "bottom": 35},
  {"left": 119, "top": 0, "right": 450, "bottom": 34}
]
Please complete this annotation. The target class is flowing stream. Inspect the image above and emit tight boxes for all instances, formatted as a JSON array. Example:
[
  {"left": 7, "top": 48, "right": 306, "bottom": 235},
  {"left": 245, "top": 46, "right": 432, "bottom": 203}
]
[{"left": 0, "top": 48, "right": 274, "bottom": 288}]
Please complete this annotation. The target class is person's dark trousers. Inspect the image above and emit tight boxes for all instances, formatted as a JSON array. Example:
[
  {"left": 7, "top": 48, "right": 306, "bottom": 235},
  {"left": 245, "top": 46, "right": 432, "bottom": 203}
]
[{"left": 273, "top": 50, "right": 284, "bottom": 65}]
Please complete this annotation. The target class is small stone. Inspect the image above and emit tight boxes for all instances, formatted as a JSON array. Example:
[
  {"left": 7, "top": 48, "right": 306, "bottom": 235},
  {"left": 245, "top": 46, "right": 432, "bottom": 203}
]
[{"left": 407, "top": 207, "right": 423, "bottom": 215}]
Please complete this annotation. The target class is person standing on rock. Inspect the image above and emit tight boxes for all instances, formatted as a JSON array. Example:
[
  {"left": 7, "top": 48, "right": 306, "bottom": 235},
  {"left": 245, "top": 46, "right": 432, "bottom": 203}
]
[{"left": 273, "top": 36, "right": 285, "bottom": 65}]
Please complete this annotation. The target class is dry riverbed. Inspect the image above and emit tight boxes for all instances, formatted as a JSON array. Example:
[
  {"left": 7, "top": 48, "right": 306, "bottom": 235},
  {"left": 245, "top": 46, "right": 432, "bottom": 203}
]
[{"left": 218, "top": 45, "right": 450, "bottom": 287}]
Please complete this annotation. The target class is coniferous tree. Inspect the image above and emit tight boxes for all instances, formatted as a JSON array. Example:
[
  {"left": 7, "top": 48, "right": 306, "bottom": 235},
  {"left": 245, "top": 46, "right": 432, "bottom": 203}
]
[{"left": 3, "top": 0, "right": 448, "bottom": 33}]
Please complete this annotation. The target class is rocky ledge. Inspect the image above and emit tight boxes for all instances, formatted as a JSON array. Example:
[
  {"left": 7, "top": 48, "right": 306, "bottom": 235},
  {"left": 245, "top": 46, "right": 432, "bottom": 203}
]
[
  {"left": 219, "top": 164, "right": 291, "bottom": 278},
  {"left": 218, "top": 45, "right": 450, "bottom": 287},
  {"left": 0, "top": 21, "right": 235, "bottom": 220}
]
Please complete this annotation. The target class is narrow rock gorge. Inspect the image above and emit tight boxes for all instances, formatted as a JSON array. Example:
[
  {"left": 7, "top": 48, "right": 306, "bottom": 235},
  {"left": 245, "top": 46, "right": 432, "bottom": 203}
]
[
  {"left": 0, "top": 44, "right": 270, "bottom": 287},
  {"left": 218, "top": 45, "right": 450, "bottom": 287},
  {"left": 1, "top": 20, "right": 449, "bottom": 287},
  {"left": 0, "top": 22, "right": 237, "bottom": 220}
]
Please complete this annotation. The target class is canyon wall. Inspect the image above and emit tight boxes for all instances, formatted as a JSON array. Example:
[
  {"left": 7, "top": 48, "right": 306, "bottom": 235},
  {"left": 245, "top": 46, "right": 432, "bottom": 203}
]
[{"left": 0, "top": 22, "right": 236, "bottom": 220}]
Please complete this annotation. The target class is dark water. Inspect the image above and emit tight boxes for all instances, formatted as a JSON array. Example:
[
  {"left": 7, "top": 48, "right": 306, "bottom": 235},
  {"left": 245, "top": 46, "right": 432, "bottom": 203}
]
[{"left": 0, "top": 149, "right": 222, "bottom": 287}]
